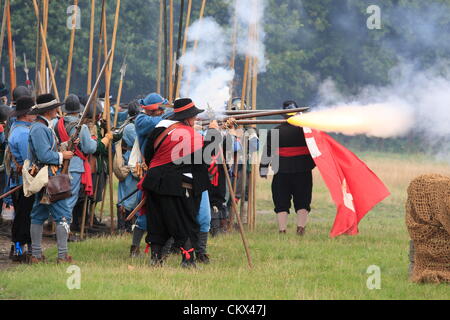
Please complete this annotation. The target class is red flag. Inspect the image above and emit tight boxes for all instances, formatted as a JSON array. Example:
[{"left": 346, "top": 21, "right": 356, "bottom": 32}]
[{"left": 303, "top": 128, "right": 390, "bottom": 237}]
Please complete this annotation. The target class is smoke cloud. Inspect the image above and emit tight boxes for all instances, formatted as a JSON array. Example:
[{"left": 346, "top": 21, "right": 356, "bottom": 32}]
[
  {"left": 297, "top": 61, "right": 450, "bottom": 140},
  {"left": 179, "top": 18, "right": 234, "bottom": 115},
  {"left": 233, "top": 0, "right": 268, "bottom": 72}
]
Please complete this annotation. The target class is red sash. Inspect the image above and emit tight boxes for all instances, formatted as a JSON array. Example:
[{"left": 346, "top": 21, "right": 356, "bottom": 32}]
[
  {"left": 57, "top": 118, "right": 94, "bottom": 196},
  {"left": 150, "top": 125, "right": 204, "bottom": 169},
  {"left": 277, "top": 146, "right": 310, "bottom": 157}
]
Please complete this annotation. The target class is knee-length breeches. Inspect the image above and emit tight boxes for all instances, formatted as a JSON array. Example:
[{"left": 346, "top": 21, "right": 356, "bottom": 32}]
[{"left": 272, "top": 171, "right": 313, "bottom": 214}]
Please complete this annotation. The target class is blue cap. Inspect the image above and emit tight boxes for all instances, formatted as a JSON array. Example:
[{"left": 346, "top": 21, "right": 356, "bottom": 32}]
[{"left": 139, "top": 93, "right": 168, "bottom": 107}]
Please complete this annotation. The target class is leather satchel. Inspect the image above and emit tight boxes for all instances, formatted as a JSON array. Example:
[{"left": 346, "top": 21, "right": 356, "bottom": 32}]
[{"left": 46, "top": 174, "right": 72, "bottom": 203}]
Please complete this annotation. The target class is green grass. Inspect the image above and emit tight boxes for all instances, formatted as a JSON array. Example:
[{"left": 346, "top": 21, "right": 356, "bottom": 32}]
[{"left": 0, "top": 152, "right": 449, "bottom": 300}]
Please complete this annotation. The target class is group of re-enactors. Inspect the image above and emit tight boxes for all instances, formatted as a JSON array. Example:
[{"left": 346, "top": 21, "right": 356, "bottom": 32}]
[{"left": 0, "top": 82, "right": 315, "bottom": 268}]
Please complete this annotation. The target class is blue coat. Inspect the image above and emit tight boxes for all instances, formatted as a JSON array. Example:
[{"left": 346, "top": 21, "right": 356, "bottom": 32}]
[
  {"left": 29, "top": 116, "right": 61, "bottom": 167},
  {"left": 8, "top": 121, "right": 32, "bottom": 187},
  {"left": 117, "top": 123, "right": 140, "bottom": 211},
  {"left": 135, "top": 110, "right": 174, "bottom": 155},
  {"left": 58, "top": 116, "right": 97, "bottom": 173}
]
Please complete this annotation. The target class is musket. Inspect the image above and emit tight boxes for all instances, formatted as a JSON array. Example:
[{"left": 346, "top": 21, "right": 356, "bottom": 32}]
[
  {"left": 224, "top": 108, "right": 308, "bottom": 116},
  {"left": 200, "top": 107, "right": 309, "bottom": 126},
  {"left": 112, "top": 115, "right": 136, "bottom": 135},
  {"left": 0, "top": 185, "right": 22, "bottom": 200},
  {"left": 125, "top": 197, "right": 146, "bottom": 221},
  {"left": 117, "top": 188, "right": 139, "bottom": 207},
  {"left": 61, "top": 49, "right": 113, "bottom": 174}
]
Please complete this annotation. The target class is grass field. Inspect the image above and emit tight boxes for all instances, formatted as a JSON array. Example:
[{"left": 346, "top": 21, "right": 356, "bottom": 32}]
[{"left": 0, "top": 151, "right": 449, "bottom": 300}]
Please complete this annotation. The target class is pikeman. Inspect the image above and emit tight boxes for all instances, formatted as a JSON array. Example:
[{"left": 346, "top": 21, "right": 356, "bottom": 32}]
[
  {"left": 28, "top": 94, "right": 75, "bottom": 264},
  {"left": 79, "top": 99, "right": 114, "bottom": 229},
  {"left": 260, "top": 100, "right": 316, "bottom": 235},
  {"left": 7, "top": 97, "right": 36, "bottom": 262},
  {"left": 142, "top": 98, "right": 215, "bottom": 268},
  {"left": 55, "top": 95, "right": 97, "bottom": 232},
  {"left": 115, "top": 101, "right": 141, "bottom": 234}
]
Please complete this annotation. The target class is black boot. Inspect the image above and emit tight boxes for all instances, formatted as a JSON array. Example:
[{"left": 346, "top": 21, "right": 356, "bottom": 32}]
[
  {"left": 180, "top": 247, "right": 196, "bottom": 268},
  {"left": 130, "top": 245, "right": 140, "bottom": 258},
  {"left": 150, "top": 244, "right": 164, "bottom": 267},
  {"left": 196, "top": 232, "right": 210, "bottom": 264}
]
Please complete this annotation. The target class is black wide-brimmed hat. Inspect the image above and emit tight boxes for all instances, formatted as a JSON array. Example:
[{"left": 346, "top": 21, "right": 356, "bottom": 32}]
[
  {"left": 11, "top": 96, "right": 35, "bottom": 117},
  {"left": 169, "top": 98, "right": 204, "bottom": 121},
  {"left": 0, "top": 83, "right": 9, "bottom": 97},
  {"left": 62, "top": 94, "right": 83, "bottom": 114},
  {"left": 28, "top": 93, "right": 63, "bottom": 115}
]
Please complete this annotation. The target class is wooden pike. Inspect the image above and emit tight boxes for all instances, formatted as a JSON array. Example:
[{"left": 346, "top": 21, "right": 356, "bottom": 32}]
[
  {"left": 156, "top": 0, "right": 163, "bottom": 94},
  {"left": 168, "top": 0, "right": 174, "bottom": 100},
  {"left": 0, "top": 0, "right": 8, "bottom": 68},
  {"left": 65, "top": 0, "right": 79, "bottom": 98},
  {"left": 87, "top": 0, "right": 96, "bottom": 95},
  {"left": 228, "top": 0, "right": 238, "bottom": 109},
  {"left": 34, "top": 1, "right": 40, "bottom": 94},
  {"left": 113, "top": 54, "right": 127, "bottom": 128},
  {"left": 175, "top": 0, "right": 192, "bottom": 99},
  {"left": 6, "top": 0, "right": 16, "bottom": 92},
  {"left": 173, "top": 0, "right": 185, "bottom": 101},
  {"left": 163, "top": 0, "right": 168, "bottom": 97},
  {"left": 40, "top": 0, "right": 48, "bottom": 93},
  {"left": 32, "top": 0, "right": 60, "bottom": 101},
  {"left": 94, "top": 0, "right": 106, "bottom": 100},
  {"left": 250, "top": 20, "right": 259, "bottom": 231},
  {"left": 219, "top": 146, "right": 253, "bottom": 269},
  {"left": 104, "top": 0, "right": 121, "bottom": 233}
]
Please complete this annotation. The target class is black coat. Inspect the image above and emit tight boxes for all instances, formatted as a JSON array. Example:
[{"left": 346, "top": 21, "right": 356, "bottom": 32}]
[{"left": 142, "top": 125, "right": 211, "bottom": 197}]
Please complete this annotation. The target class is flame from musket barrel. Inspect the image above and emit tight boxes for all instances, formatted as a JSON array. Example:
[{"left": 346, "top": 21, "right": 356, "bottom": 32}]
[{"left": 288, "top": 103, "right": 414, "bottom": 138}]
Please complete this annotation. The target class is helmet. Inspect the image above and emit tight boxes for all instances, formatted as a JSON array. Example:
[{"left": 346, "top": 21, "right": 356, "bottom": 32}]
[
  {"left": 231, "top": 97, "right": 249, "bottom": 111},
  {"left": 0, "top": 104, "right": 11, "bottom": 122},
  {"left": 12, "top": 86, "right": 32, "bottom": 103},
  {"left": 127, "top": 100, "right": 142, "bottom": 117},
  {"left": 85, "top": 101, "right": 103, "bottom": 119}
]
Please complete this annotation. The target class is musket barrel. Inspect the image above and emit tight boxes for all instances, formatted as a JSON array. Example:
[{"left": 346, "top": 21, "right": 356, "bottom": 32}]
[
  {"left": 200, "top": 107, "right": 308, "bottom": 126},
  {"left": 224, "top": 108, "right": 308, "bottom": 116}
]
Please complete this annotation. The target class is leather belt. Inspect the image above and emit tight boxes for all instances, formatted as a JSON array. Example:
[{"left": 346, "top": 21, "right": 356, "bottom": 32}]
[{"left": 182, "top": 182, "right": 193, "bottom": 190}]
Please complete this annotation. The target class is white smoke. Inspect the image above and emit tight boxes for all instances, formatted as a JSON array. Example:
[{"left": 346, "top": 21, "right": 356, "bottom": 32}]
[
  {"left": 179, "top": 18, "right": 234, "bottom": 115},
  {"left": 311, "top": 61, "right": 450, "bottom": 140},
  {"left": 233, "top": 0, "right": 268, "bottom": 72}
]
